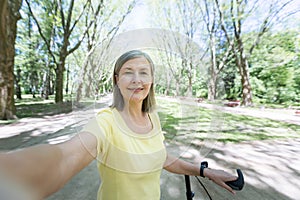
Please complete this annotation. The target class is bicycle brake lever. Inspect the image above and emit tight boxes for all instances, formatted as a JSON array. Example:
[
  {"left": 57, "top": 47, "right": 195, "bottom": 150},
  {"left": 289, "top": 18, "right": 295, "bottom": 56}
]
[{"left": 225, "top": 169, "right": 244, "bottom": 190}]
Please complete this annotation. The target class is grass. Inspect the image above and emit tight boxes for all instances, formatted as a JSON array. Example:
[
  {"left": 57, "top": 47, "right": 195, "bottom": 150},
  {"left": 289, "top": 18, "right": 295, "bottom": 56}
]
[
  {"left": 16, "top": 101, "right": 72, "bottom": 118},
  {"left": 0, "top": 95, "right": 73, "bottom": 125},
  {"left": 156, "top": 98, "right": 300, "bottom": 145},
  {"left": 0, "top": 94, "right": 107, "bottom": 125}
]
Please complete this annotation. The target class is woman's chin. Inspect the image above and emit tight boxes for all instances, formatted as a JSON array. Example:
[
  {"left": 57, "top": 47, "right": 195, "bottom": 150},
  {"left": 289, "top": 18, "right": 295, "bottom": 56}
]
[{"left": 126, "top": 95, "right": 146, "bottom": 103}]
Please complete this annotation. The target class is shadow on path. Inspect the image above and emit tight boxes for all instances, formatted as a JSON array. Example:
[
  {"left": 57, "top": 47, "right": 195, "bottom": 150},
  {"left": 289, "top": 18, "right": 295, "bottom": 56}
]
[
  {"left": 1, "top": 95, "right": 299, "bottom": 200},
  {"left": 160, "top": 139, "right": 300, "bottom": 200},
  {"left": 45, "top": 139, "right": 300, "bottom": 200}
]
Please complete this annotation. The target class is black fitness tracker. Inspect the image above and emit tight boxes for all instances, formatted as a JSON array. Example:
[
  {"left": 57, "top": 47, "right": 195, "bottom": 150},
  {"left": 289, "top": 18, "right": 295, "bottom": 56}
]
[{"left": 200, "top": 161, "right": 208, "bottom": 177}]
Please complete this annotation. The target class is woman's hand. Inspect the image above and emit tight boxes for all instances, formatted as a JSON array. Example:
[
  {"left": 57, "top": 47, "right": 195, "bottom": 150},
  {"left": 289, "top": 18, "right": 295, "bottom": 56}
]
[{"left": 204, "top": 168, "right": 238, "bottom": 194}]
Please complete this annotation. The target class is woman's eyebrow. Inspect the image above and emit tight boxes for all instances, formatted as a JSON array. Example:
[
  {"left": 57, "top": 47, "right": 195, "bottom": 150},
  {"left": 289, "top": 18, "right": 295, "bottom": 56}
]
[
  {"left": 140, "top": 67, "right": 150, "bottom": 71},
  {"left": 122, "top": 67, "right": 133, "bottom": 70},
  {"left": 122, "top": 66, "right": 150, "bottom": 71}
]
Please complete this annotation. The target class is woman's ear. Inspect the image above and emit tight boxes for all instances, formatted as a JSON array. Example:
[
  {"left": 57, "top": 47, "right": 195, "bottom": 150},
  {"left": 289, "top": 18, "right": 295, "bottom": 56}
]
[{"left": 115, "top": 75, "right": 119, "bottom": 85}]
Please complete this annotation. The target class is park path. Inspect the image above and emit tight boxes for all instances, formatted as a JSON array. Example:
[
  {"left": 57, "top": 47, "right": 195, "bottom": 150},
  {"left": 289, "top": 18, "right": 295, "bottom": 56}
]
[
  {"left": 0, "top": 95, "right": 299, "bottom": 200},
  {"left": 46, "top": 138, "right": 300, "bottom": 200}
]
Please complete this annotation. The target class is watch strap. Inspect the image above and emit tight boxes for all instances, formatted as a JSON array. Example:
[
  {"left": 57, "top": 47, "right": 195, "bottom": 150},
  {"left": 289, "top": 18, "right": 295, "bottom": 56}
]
[{"left": 200, "top": 161, "right": 208, "bottom": 177}]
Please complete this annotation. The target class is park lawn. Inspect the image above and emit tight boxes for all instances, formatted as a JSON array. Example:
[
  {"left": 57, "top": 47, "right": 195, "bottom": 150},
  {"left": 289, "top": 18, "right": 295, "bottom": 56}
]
[
  {"left": 0, "top": 94, "right": 103, "bottom": 125},
  {"left": 156, "top": 98, "right": 300, "bottom": 145},
  {"left": 0, "top": 95, "right": 73, "bottom": 125}
]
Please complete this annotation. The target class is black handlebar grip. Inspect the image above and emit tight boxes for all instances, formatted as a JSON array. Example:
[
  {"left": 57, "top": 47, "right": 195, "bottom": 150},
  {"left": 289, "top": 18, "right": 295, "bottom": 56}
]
[{"left": 225, "top": 169, "right": 244, "bottom": 190}]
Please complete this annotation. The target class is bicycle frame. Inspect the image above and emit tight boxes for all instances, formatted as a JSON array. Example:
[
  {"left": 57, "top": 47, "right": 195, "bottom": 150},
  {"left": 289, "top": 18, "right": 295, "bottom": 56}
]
[{"left": 185, "top": 175, "right": 195, "bottom": 200}]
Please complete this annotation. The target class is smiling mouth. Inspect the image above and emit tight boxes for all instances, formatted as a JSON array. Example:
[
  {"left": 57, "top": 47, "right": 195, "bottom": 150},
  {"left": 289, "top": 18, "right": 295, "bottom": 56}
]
[{"left": 128, "top": 87, "right": 144, "bottom": 92}]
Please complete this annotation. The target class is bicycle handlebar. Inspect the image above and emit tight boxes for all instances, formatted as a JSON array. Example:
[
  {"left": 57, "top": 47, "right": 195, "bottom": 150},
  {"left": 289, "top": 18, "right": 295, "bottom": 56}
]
[
  {"left": 225, "top": 169, "right": 244, "bottom": 190},
  {"left": 184, "top": 163, "right": 245, "bottom": 200}
]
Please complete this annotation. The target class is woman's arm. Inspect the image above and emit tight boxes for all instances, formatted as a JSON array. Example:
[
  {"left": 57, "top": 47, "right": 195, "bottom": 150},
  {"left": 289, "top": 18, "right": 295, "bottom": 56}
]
[
  {"left": 163, "top": 153, "right": 237, "bottom": 194},
  {"left": 0, "top": 132, "right": 97, "bottom": 199}
]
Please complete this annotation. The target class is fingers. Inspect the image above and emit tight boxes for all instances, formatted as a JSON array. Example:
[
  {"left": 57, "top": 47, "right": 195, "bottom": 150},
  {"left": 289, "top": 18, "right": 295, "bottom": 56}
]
[
  {"left": 221, "top": 182, "right": 236, "bottom": 195},
  {"left": 210, "top": 179, "right": 235, "bottom": 195},
  {"left": 209, "top": 169, "right": 238, "bottom": 194},
  {"left": 222, "top": 173, "right": 238, "bottom": 194},
  {"left": 212, "top": 178, "right": 236, "bottom": 194},
  {"left": 228, "top": 176, "right": 238, "bottom": 182}
]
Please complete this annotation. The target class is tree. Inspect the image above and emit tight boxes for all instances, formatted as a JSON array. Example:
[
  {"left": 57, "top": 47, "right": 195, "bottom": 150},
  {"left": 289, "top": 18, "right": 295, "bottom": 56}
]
[
  {"left": 215, "top": 0, "right": 298, "bottom": 106},
  {"left": 152, "top": 0, "right": 204, "bottom": 97},
  {"left": 75, "top": 0, "right": 137, "bottom": 102},
  {"left": 197, "top": 0, "right": 234, "bottom": 100},
  {"left": 0, "top": 0, "right": 22, "bottom": 120},
  {"left": 15, "top": 2, "right": 43, "bottom": 99},
  {"left": 25, "top": 0, "right": 103, "bottom": 103}
]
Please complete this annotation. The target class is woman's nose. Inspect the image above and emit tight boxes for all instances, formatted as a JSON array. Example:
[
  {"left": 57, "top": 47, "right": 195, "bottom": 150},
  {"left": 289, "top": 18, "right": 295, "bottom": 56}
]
[{"left": 131, "top": 73, "right": 142, "bottom": 83}]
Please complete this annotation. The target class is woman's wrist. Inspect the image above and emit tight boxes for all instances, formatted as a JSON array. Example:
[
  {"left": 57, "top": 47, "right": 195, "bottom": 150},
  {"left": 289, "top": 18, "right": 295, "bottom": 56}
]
[{"left": 203, "top": 168, "right": 212, "bottom": 179}]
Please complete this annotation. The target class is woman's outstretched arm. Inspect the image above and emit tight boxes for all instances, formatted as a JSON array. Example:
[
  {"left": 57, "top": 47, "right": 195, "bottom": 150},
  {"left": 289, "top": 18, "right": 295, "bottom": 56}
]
[
  {"left": 163, "top": 153, "right": 237, "bottom": 194},
  {"left": 0, "top": 132, "right": 97, "bottom": 199}
]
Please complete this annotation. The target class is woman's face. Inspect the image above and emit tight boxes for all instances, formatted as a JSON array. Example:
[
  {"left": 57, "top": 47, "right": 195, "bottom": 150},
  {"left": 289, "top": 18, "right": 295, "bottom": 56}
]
[{"left": 116, "top": 57, "right": 153, "bottom": 105}]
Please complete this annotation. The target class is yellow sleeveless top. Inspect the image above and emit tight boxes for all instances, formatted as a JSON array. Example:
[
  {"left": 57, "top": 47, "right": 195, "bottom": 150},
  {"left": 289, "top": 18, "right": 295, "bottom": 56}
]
[{"left": 82, "top": 107, "right": 166, "bottom": 200}]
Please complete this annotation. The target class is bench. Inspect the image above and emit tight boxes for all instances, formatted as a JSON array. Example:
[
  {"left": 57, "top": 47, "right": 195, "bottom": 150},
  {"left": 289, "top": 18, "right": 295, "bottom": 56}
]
[{"left": 224, "top": 100, "right": 240, "bottom": 107}]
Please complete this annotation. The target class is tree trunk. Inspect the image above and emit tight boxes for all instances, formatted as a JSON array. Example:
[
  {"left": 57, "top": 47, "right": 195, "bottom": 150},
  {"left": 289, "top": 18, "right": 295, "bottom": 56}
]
[
  {"left": 41, "top": 67, "right": 50, "bottom": 99},
  {"left": 239, "top": 52, "right": 253, "bottom": 106},
  {"left": 175, "top": 79, "right": 180, "bottom": 97},
  {"left": 55, "top": 59, "right": 65, "bottom": 103},
  {"left": 30, "top": 70, "right": 38, "bottom": 98},
  {"left": 65, "top": 65, "right": 69, "bottom": 94},
  {"left": 236, "top": 39, "right": 253, "bottom": 106},
  {"left": 187, "top": 76, "right": 193, "bottom": 97},
  {"left": 76, "top": 59, "right": 89, "bottom": 102},
  {"left": 208, "top": 33, "right": 217, "bottom": 101},
  {"left": 15, "top": 67, "right": 22, "bottom": 99},
  {"left": 76, "top": 80, "right": 83, "bottom": 102},
  {"left": 55, "top": 42, "right": 68, "bottom": 103},
  {"left": 45, "top": 70, "right": 50, "bottom": 99},
  {"left": 50, "top": 71, "right": 55, "bottom": 95},
  {"left": 0, "top": 0, "right": 22, "bottom": 120},
  {"left": 229, "top": 0, "right": 253, "bottom": 106},
  {"left": 165, "top": 70, "right": 171, "bottom": 96},
  {"left": 208, "top": 74, "right": 217, "bottom": 101},
  {"left": 186, "top": 62, "right": 193, "bottom": 97}
]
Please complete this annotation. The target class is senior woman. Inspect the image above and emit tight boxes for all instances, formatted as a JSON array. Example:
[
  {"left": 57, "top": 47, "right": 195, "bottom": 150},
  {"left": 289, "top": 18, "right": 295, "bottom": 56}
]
[{"left": 0, "top": 50, "right": 237, "bottom": 200}]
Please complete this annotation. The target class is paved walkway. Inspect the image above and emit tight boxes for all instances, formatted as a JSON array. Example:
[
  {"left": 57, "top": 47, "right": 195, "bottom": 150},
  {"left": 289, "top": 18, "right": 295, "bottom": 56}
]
[
  {"left": 44, "top": 139, "right": 300, "bottom": 200},
  {"left": 1, "top": 95, "right": 299, "bottom": 200}
]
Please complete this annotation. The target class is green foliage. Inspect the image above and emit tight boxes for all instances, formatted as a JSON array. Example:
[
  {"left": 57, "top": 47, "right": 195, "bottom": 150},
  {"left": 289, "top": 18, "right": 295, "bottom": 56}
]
[
  {"left": 15, "top": 4, "right": 46, "bottom": 96},
  {"left": 220, "top": 63, "right": 241, "bottom": 100},
  {"left": 294, "top": 67, "right": 300, "bottom": 103},
  {"left": 193, "top": 83, "right": 208, "bottom": 98},
  {"left": 249, "top": 31, "right": 299, "bottom": 105}
]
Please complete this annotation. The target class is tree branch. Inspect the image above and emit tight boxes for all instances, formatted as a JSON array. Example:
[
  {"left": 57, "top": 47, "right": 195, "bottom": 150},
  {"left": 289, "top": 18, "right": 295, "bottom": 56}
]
[
  {"left": 217, "top": 40, "right": 235, "bottom": 74},
  {"left": 67, "top": 0, "right": 102, "bottom": 55},
  {"left": 58, "top": 0, "right": 66, "bottom": 31},
  {"left": 69, "top": 0, "right": 91, "bottom": 35},
  {"left": 65, "top": 0, "right": 75, "bottom": 33},
  {"left": 24, "top": 0, "right": 57, "bottom": 65},
  {"left": 215, "top": 0, "right": 232, "bottom": 43},
  {"left": 249, "top": 0, "right": 296, "bottom": 55}
]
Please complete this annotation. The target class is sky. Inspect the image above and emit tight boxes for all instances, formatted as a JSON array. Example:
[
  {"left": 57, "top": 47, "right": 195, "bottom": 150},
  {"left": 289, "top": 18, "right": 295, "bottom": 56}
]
[
  {"left": 120, "top": 0, "right": 151, "bottom": 31},
  {"left": 121, "top": 0, "right": 300, "bottom": 32}
]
